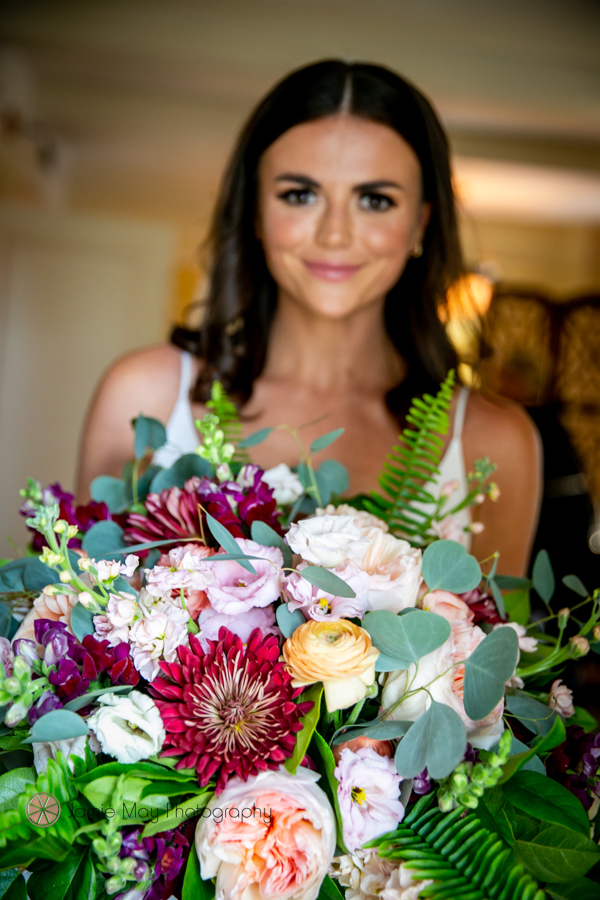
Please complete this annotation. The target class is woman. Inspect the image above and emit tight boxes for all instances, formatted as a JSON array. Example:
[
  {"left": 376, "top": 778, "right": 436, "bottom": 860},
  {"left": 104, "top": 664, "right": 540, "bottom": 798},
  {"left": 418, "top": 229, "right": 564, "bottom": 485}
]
[{"left": 77, "top": 60, "right": 540, "bottom": 575}]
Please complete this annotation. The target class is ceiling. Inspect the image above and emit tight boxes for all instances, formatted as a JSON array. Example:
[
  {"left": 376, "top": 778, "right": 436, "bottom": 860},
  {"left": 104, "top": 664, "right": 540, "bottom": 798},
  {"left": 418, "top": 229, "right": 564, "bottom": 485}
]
[{"left": 1, "top": 0, "right": 599, "bottom": 228}]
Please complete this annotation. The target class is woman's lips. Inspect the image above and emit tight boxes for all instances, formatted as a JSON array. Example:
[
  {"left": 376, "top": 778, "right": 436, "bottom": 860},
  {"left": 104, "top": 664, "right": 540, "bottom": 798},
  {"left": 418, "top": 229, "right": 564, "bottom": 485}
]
[{"left": 303, "top": 260, "right": 363, "bottom": 282}]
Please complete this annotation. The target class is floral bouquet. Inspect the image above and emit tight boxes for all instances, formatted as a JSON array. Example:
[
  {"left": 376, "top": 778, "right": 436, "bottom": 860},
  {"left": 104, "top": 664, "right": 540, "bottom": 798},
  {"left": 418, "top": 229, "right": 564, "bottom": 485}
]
[{"left": 0, "top": 374, "right": 599, "bottom": 900}]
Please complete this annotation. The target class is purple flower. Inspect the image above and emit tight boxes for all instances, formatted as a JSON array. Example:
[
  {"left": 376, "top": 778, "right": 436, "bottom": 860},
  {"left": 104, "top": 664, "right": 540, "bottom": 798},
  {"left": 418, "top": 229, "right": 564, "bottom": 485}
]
[
  {"left": 28, "top": 690, "right": 63, "bottom": 724},
  {"left": 48, "top": 658, "right": 89, "bottom": 701},
  {"left": 12, "top": 639, "right": 38, "bottom": 667},
  {"left": 412, "top": 768, "right": 432, "bottom": 795},
  {"left": 0, "top": 637, "right": 14, "bottom": 677}
]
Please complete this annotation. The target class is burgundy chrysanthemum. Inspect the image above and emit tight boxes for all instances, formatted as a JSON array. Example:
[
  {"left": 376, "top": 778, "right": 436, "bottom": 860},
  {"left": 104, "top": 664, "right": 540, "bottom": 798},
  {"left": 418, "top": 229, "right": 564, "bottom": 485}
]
[{"left": 149, "top": 628, "right": 313, "bottom": 793}]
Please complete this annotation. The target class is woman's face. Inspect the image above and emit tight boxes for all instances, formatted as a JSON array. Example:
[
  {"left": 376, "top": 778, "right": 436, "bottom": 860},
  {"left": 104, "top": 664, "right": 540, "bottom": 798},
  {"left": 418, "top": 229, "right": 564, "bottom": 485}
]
[{"left": 257, "top": 114, "right": 430, "bottom": 320}]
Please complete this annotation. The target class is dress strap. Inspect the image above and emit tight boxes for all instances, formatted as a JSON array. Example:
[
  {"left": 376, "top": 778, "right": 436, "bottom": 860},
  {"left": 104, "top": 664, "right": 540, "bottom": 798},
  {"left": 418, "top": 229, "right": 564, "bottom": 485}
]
[
  {"left": 452, "top": 386, "right": 470, "bottom": 441},
  {"left": 177, "top": 351, "right": 194, "bottom": 402}
]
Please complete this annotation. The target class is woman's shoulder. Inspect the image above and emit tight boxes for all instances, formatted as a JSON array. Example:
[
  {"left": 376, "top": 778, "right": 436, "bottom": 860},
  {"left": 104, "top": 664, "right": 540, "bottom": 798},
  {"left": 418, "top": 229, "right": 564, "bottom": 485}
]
[{"left": 463, "top": 388, "right": 541, "bottom": 467}]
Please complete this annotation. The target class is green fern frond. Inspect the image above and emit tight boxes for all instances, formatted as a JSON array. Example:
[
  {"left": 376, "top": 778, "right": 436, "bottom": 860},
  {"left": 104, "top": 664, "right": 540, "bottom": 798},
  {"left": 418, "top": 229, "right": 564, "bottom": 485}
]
[
  {"left": 370, "top": 794, "right": 545, "bottom": 900},
  {"left": 206, "top": 381, "right": 250, "bottom": 463},
  {"left": 365, "top": 371, "right": 455, "bottom": 544}
]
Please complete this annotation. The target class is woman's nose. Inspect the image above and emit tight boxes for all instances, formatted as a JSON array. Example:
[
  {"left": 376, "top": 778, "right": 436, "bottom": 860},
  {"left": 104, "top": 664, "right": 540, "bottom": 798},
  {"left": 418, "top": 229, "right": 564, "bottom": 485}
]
[{"left": 315, "top": 200, "right": 353, "bottom": 249}]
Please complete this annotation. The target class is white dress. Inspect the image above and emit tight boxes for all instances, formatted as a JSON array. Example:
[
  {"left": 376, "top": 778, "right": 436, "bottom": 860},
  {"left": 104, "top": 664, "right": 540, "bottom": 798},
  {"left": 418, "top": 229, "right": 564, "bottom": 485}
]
[{"left": 153, "top": 351, "right": 472, "bottom": 547}]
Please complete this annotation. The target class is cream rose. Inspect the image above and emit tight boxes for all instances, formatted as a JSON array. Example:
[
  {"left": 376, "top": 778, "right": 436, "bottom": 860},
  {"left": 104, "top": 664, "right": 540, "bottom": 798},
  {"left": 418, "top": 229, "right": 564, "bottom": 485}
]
[
  {"left": 282, "top": 619, "right": 379, "bottom": 712},
  {"left": 196, "top": 766, "right": 336, "bottom": 900},
  {"left": 286, "top": 515, "right": 368, "bottom": 569},
  {"left": 353, "top": 529, "right": 422, "bottom": 613},
  {"left": 419, "top": 590, "right": 474, "bottom": 624},
  {"left": 86, "top": 691, "right": 165, "bottom": 764},
  {"left": 316, "top": 504, "right": 389, "bottom": 535}
]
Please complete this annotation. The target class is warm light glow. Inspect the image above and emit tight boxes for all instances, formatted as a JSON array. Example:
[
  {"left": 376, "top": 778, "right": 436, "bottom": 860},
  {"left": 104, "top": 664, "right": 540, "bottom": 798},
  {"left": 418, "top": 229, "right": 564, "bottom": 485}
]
[{"left": 445, "top": 273, "right": 493, "bottom": 322}]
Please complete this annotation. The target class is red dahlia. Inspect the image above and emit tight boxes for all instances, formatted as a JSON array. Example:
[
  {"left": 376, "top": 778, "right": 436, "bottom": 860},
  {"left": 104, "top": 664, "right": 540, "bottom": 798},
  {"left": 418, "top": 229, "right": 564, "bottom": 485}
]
[{"left": 149, "top": 628, "right": 313, "bottom": 793}]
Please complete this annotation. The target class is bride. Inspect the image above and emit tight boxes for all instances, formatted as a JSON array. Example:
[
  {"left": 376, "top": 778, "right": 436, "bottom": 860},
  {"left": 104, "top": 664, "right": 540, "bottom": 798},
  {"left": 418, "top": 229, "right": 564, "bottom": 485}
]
[{"left": 76, "top": 60, "right": 540, "bottom": 575}]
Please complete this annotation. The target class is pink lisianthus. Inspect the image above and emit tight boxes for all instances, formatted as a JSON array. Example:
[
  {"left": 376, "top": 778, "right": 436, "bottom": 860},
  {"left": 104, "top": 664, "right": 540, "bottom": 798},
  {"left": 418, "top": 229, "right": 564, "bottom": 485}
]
[
  {"left": 335, "top": 746, "right": 404, "bottom": 851},
  {"left": 198, "top": 605, "right": 280, "bottom": 648},
  {"left": 195, "top": 766, "right": 336, "bottom": 900},
  {"left": 420, "top": 590, "right": 474, "bottom": 625},
  {"left": 285, "top": 562, "right": 370, "bottom": 621},
  {"left": 205, "top": 539, "right": 283, "bottom": 615}
]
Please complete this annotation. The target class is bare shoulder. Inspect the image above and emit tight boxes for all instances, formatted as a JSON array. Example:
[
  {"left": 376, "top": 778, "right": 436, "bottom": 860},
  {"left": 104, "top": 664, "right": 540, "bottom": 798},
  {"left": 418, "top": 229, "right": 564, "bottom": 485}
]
[
  {"left": 95, "top": 343, "right": 184, "bottom": 419},
  {"left": 463, "top": 389, "right": 541, "bottom": 466}
]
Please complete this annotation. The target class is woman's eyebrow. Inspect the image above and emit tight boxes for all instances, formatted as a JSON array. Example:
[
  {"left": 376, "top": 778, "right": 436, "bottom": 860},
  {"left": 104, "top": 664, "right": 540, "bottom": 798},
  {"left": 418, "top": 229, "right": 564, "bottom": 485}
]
[
  {"left": 275, "top": 173, "right": 320, "bottom": 187},
  {"left": 353, "top": 180, "right": 404, "bottom": 192}
]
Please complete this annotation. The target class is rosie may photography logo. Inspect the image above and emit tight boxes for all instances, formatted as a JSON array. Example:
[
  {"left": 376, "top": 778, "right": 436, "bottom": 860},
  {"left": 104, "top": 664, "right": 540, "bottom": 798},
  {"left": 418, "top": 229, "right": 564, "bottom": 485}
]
[{"left": 25, "top": 792, "right": 62, "bottom": 827}]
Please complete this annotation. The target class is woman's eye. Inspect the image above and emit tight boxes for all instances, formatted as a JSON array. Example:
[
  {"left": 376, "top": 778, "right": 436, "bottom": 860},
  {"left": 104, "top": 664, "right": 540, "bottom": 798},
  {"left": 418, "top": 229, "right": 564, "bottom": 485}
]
[
  {"left": 278, "top": 188, "right": 318, "bottom": 206},
  {"left": 359, "top": 192, "right": 395, "bottom": 211}
]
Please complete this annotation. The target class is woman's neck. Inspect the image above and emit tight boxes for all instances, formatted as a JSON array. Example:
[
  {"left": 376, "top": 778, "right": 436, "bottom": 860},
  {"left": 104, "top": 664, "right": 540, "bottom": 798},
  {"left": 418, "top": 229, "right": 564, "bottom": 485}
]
[{"left": 261, "top": 293, "right": 405, "bottom": 394}]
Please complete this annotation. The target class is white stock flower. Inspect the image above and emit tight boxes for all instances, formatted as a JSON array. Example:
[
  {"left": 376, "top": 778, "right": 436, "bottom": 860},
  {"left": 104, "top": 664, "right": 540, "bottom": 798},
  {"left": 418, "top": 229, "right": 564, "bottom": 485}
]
[
  {"left": 95, "top": 559, "right": 122, "bottom": 582},
  {"left": 87, "top": 691, "right": 165, "bottom": 764},
  {"left": 330, "top": 849, "right": 396, "bottom": 900},
  {"left": 286, "top": 515, "right": 368, "bottom": 569},
  {"left": 380, "top": 863, "right": 434, "bottom": 900},
  {"left": 353, "top": 529, "right": 422, "bottom": 613},
  {"left": 106, "top": 592, "right": 137, "bottom": 628},
  {"left": 262, "top": 463, "right": 304, "bottom": 505},
  {"left": 145, "top": 548, "right": 215, "bottom": 599},
  {"left": 33, "top": 735, "right": 88, "bottom": 774},
  {"left": 494, "top": 621, "right": 538, "bottom": 654},
  {"left": 129, "top": 606, "right": 189, "bottom": 681}
]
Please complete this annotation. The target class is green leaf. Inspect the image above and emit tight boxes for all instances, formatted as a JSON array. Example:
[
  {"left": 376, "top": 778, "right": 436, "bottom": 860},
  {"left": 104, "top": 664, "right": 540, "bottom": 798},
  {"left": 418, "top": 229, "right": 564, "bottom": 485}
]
[
  {"left": 238, "top": 427, "right": 274, "bottom": 448},
  {"left": 276, "top": 604, "right": 306, "bottom": 638},
  {"left": 503, "top": 588, "right": 531, "bottom": 626},
  {"left": 505, "top": 771, "right": 590, "bottom": 836},
  {"left": 569, "top": 705, "right": 598, "bottom": 733},
  {"left": 498, "top": 715, "right": 566, "bottom": 783},
  {"left": 508, "top": 735, "right": 545, "bottom": 774},
  {"left": 317, "top": 875, "right": 345, "bottom": 900},
  {"left": 0, "top": 871, "right": 19, "bottom": 900},
  {"left": 63, "top": 684, "right": 133, "bottom": 712},
  {"left": 250, "top": 520, "right": 293, "bottom": 568},
  {"left": 205, "top": 512, "right": 256, "bottom": 575},
  {"left": 0, "top": 559, "right": 28, "bottom": 592},
  {"left": 312, "top": 731, "right": 347, "bottom": 853},
  {"left": 132, "top": 415, "right": 167, "bottom": 458},
  {"left": 141, "top": 792, "right": 212, "bottom": 837},
  {"left": 332, "top": 719, "right": 411, "bottom": 745},
  {"left": 547, "top": 877, "right": 600, "bottom": 900},
  {"left": 421, "top": 540, "right": 482, "bottom": 593},
  {"left": 310, "top": 428, "right": 345, "bottom": 453},
  {"left": 562, "top": 575, "right": 588, "bottom": 597},
  {"left": 300, "top": 566, "right": 356, "bottom": 599},
  {"left": 515, "top": 824, "right": 599, "bottom": 883},
  {"left": 90, "top": 476, "right": 129, "bottom": 514},
  {"left": 316, "top": 460, "right": 349, "bottom": 496},
  {"left": 23, "top": 710, "right": 88, "bottom": 744},
  {"left": 23, "top": 558, "right": 60, "bottom": 593},
  {"left": 394, "top": 701, "right": 466, "bottom": 779},
  {"left": 506, "top": 691, "right": 559, "bottom": 737},
  {"left": 2, "top": 876, "right": 25, "bottom": 900},
  {"left": 81, "top": 520, "right": 124, "bottom": 562},
  {"left": 74, "top": 759, "right": 197, "bottom": 784},
  {"left": 183, "top": 843, "right": 209, "bottom": 900},
  {"left": 0, "top": 766, "right": 36, "bottom": 813},
  {"left": 69, "top": 602, "right": 95, "bottom": 642},
  {"left": 489, "top": 578, "right": 507, "bottom": 618},
  {"left": 284, "top": 683, "right": 322, "bottom": 774},
  {"left": 150, "top": 453, "right": 212, "bottom": 493},
  {"left": 494, "top": 575, "right": 532, "bottom": 591},
  {"left": 27, "top": 850, "right": 86, "bottom": 900},
  {"left": 363, "top": 609, "right": 450, "bottom": 668},
  {"left": 532, "top": 549, "right": 555, "bottom": 604},
  {"left": 462, "top": 626, "right": 519, "bottom": 720},
  {"left": 0, "top": 603, "right": 12, "bottom": 638}
]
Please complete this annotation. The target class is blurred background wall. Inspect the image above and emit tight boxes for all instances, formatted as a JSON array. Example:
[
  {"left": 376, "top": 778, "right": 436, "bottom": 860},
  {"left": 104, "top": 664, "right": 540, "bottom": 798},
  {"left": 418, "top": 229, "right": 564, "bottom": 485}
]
[{"left": 0, "top": 0, "right": 599, "bottom": 562}]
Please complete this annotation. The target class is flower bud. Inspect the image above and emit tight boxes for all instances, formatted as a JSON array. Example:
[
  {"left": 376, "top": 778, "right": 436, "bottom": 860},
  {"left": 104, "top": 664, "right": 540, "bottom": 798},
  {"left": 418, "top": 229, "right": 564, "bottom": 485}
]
[
  {"left": 460, "top": 793, "right": 480, "bottom": 809},
  {"left": 54, "top": 520, "right": 67, "bottom": 534},
  {"left": 120, "top": 857, "right": 137, "bottom": 876},
  {"left": 105, "top": 857, "right": 121, "bottom": 874},
  {"left": 92, "top": 837, "right": 107, "bottom": 856},
  {"left": 469, "top": 783, "right": 484, "bottom": 798},
  {"left": 498, "top": 728, "right": 512, "bottom": 761},
  {"left": 3, "top": 677, "right": 20, "bottom": 696},
  {"left": 487, "top": 482, "right": 501, "bottom": 502},
  {"left": 471, "top": 763, "right": 487, "bottom": 784},
  {"left": 451, "top": 773, "right": 469, "bottom": 793},
  {"left": 570, "top": 635, "right": 590, "bottom": 658},
  {"left": 105, "top": 833, "right": 122, "bottom": 855},
  {"left": 474, "top": 493, "right": 486, "bottom": 505},
  {"left": 78, "top": 557, "right": 94, "bottom": 572},
  {"left": 13, "top": 639, "right": 38, "bottom": 667},
  {"left": 437, "top": 789, "right": 454, "bottom": 813},
  {"left": 134, "top": 861, "right": 150, "bottom": 882},
  {"left": 593, "top": 625, "right": 600, "bottom": 642},
  {"left": 469, "top": 521, "right": 485, "bottom": 535},
  {"left": 105, "top": 876, "right": 125, "bottom": 895},
  {"left": 13, "top": 656, "right": 31, "bottom": 682},
  {"left": 59, "top": 570, "right": 72, "bottom": 583},
  {"left": 4, "top": 697, "right": 31, "bottom": 726},
  {"left": 67, "top": 525, "right": 79, "bottom": 539},
  {"left": 558, "top": 608, "right": 570, "bottom": 629}
]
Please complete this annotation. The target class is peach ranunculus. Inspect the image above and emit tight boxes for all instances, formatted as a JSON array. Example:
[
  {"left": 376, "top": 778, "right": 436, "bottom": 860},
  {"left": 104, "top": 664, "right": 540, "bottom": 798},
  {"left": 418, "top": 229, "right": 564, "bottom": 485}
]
[
  {"left": 381, "top": 620, "right": 504, "bottom": 750},
  {"left": 13, "top": 588, "right": 80, "bottom": 642},
  {"left": 353, "top": 529, "right": 422, "bottom": 613},
  {"left": 316, "top": 504, "right": 389, "bottom": 535},
  {"left": 196, "top": 766, "right": 336, "bottom": 900},
  {"left": 419, "top": 590, "right": 474, "bottom": 625},
  {"left": 282, "top": 620, "right": 379, "bottom": 713}
]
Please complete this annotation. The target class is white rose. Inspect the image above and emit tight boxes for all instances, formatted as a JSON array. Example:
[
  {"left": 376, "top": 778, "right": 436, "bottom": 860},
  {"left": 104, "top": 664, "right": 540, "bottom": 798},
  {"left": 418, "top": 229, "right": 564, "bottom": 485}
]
[
  {"left": 381, "top": 639, "right": 455, "bottom": 722},
  {"left": 262, "top": 463, "right": 304, "bottom": 505},
  {"left": 33, "top": 735, "right": 88, "bottom": 774},
  {"left": 353, "top": 529, "right": 422, "bottom": 613},
  {"left": 316, "top": 504, "right": 389, "bottom": 535},
  {"left": 86, "top": 691, "right": 165, "bottom": 764},
  {"left": 286, "top": 515, "right": 368, "bottom": 569}
]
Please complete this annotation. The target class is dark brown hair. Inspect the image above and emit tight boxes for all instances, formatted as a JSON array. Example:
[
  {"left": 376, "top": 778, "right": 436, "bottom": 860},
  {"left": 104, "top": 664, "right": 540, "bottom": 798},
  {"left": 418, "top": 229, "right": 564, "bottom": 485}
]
[{"left": 172, "top": 59, "right": 462, "bottom": 414}]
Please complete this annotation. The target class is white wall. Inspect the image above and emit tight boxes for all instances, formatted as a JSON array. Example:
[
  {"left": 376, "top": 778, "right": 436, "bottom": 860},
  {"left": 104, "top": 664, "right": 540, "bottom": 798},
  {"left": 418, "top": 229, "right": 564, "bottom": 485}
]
[{"left": 0, "top": 203, "right": 175, "bottom": 556}]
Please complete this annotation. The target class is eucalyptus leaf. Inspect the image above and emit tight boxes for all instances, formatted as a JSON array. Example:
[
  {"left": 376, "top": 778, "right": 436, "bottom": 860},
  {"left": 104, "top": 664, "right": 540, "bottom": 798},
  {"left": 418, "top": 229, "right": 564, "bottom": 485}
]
[
  {"left": 23, "top": 709, "right": 89, "bottom": 744},
  {"left": 90, "top": 476, "right": 129, "bottom": 513},
  {"left": 205, "top": 512, "right": 256, "bottom": 574},
  {"left": 250, "top": 520, "right": 293, "bottom": 568},
  {"left": 81, "top": 520, "right": 125, "bottom": 562},
  {"left": 562, "top": 575, "right": 588, "bottom": 597},
  {"left": 238, "top": 427, "right": 274, "bottom": 448},
  {"left": 69, "top": 602, "right": 96, "bottom": 642},
  {"left": 23, "top": 558, "right": 60, "bottom": 593},
  {"left": 316, "top": 459, "right": 349, "bottom": 495},
  {"left": 374, "top": 649, "right": 412, "bottom": 672},
  {"left": 150, "top": 454, "right": 212, "bottom": 493},
  {"left": 276, "top": 604, "right": 306, "bottom": 638},
  {"left": 532, "top": 549, "right": 555, "bottom": 604},
  {"left": 463, "top": 626, "right": 519, "bottom": 720},
  {"left": 284, "top": 683, "right": 322, "bottom": 774},
  {"left": 132, "top": 415, "right": 167, "bottom": 458},
  {"left": 63, "top": 684, "right": 133, "bottom": 712},
  {"left": 300, "top": 565, "right": 356, "bottom": 599},
  {"left": 506, "top": 691, "right": 559, "bottom": 737},
  {"left": 508, "top": 735, "right": 545, "bottom": 774},
  {"left": 363, "top": 609, "right": 450, "bottom": 666},
  {"left": 332, "top": 719, "right": 412, "bottom": 745},
  {"left": 310, "top": 428, "right": 345, "bottom": 453},
  {"left": 0, "top": 559, "right": 28, "bottom": 592},
  {"left": 505, "top": 771, "right": 590, "bottom": 836},
  {"left": 494, "top": 575, "right": 532, "bottom": 591},
  {"left": 421, "top": 540, "right": 481, "bottom": 593},
  {"left": 394, "top": 701, "right": 466, "bottom": 779},
  {"left": 0, "top": 603, "right": 11, "bottom": 638},
  {"left": 489, "top": 578, "right": 507, "bottom": 619}
]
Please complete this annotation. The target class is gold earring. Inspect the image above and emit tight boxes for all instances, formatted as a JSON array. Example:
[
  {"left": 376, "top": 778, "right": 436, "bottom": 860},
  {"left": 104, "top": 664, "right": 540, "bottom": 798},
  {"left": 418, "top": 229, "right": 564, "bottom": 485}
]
[{"left": 412, "top": 242, "right": 423, "bottom": 258}]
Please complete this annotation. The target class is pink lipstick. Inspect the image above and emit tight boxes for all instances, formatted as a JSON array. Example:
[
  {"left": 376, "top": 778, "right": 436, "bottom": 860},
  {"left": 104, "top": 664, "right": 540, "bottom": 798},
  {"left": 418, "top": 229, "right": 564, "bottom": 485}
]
[{"left": 303, "top": 261, "right": 362, "bottom": 282}]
